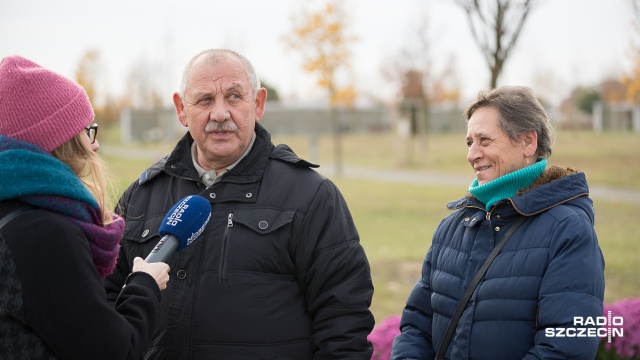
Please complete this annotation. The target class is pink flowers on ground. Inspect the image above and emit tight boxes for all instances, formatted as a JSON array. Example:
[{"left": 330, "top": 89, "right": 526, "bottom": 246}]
[
  {"left": 370, "top": 298, "right": 640, "bottom": 359},
  {"left": 600, "top": 298, "right": 640, "bottom": 359},
  {"left": 368, "top": 315, "right": 401, "bottom": 360}
]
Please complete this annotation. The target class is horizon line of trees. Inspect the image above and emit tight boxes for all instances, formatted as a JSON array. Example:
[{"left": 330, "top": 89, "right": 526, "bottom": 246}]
[{"left": 73, "top": 0, "right": 640, "bottom": 134}]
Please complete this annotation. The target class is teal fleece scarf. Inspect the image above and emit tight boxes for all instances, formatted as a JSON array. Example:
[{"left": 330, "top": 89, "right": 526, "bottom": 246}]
[
  {"left": 468, "top": 158, "right": 547, "bottom": 212},
  {"left": 0, "top": 135, "right": 123, "bottom": 278}
]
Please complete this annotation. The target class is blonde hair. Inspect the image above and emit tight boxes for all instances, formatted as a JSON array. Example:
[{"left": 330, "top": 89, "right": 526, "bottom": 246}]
[{"left": 51, "top": 133, "right": 116, "bottom": 225}]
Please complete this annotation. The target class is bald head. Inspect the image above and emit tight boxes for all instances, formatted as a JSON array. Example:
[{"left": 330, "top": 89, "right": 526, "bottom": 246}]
[{"left": 179, "top": 49, "right": 260, "bottom": 100}]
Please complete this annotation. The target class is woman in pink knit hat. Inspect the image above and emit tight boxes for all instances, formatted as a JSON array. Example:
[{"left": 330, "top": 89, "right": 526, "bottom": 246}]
[{"left": 0, "top": 55, "right": 170, "bottom": 360}]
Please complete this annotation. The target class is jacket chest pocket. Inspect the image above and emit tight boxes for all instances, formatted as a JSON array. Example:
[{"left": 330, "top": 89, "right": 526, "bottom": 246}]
[
  {"left": 222, "top": 208, "right": 296, "bottom": 278},
  {"left": 121, "top": 215, "right": 165, "bottom": 260}
]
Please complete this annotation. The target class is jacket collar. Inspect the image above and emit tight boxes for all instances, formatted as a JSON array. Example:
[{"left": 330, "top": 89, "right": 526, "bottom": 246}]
[
  {"left": 139, "top": 123, "right": 318, "bottom": 186},
  {"left": 159, "top": 123, "right": 274, "bottom": 185}
]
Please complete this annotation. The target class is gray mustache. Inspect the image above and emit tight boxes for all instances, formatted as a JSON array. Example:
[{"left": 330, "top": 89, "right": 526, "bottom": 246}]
[{"left": 205, "top": 120, "right": 238, "bottom": 132}]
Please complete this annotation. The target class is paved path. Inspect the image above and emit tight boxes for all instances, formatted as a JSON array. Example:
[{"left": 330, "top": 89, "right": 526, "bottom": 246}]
[
  {"left": 321, "top": 164, "right": 640, "bottom": 204},
  {"left": 102, "top": 145, "right": 640, "bottom": 204}
]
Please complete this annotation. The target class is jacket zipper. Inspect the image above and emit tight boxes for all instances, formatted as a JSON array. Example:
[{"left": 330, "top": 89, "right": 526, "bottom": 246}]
[
  {"left": 485, "top": 201, "right": 506, "bottom": 220},
  {"left": 485, "top": 200, "right": 510, "bottom": 220},
  {"left": 218, "top": 213, "right": 233, "bottom": 283}
]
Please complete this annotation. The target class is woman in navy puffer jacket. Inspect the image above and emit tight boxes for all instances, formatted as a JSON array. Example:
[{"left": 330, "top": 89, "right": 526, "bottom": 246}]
[{"left": 391, "top": 86, "right": 605, "bottom": 360}]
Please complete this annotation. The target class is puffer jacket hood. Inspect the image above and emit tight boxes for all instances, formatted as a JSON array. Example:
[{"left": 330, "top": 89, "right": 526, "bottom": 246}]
[{"left": 514, "top": 165, "right": 592, "bottom": 219}]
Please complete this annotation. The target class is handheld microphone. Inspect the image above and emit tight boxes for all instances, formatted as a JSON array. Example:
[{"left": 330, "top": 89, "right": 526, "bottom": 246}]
[{"left": 144, "top": 195, "right": 212, "bottom": 263}]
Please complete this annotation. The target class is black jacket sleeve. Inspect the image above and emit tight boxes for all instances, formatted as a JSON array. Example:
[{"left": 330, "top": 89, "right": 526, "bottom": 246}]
[
  {"left": 295, "top": 179, "right": 375, "bottom": 359},
  {"left": 7, "top": 210, "right": 160, "bottom": 360}
]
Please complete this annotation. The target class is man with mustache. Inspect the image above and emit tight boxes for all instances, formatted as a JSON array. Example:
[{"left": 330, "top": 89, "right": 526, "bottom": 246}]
[{"left": 104, "top": 49, "right": 375, "bottom": 360}]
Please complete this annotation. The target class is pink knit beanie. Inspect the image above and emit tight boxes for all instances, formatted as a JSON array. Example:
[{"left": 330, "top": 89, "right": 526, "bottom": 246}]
[{"left": 0, "top": 55, "right": 94, "bottom": 152}]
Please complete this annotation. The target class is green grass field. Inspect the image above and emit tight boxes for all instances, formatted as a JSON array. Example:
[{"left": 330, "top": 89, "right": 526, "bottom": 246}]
[{"left": 103, "top": 128, "right": 640, "bottom": 323}]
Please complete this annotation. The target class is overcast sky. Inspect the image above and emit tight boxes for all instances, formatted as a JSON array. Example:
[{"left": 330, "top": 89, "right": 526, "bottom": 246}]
[{"left": 0, "top": 0, "right": 634, "bottom": 106}]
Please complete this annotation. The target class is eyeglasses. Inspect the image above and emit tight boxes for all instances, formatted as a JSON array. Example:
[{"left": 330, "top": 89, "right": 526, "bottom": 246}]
[{"left": 85, "top": 123, "right": 98, "bottom": 144}]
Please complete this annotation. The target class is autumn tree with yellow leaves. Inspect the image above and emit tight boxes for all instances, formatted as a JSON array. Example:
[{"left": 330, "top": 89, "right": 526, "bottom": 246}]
[
  {"left": 284, "top": 0, "right": 356, "bottom": 107},
  {"left": 284, "top": 0, "right": 357, "bottom": 177},
  {"left": 622, "top": 0, "right": 640, "bottom": 103},
  {"left": 75, "top": 50, "right": 99, "bottom": 105}
]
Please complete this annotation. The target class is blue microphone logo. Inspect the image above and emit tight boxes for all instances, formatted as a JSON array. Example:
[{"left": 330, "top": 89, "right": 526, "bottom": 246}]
[{"left": 165, "top": 196, "right": 192, "bottom": 227}]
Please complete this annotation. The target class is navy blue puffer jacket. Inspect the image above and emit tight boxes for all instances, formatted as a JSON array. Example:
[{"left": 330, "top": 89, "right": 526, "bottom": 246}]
[{"left": 392, "top": 166, "right": 605, "bottom": 359}]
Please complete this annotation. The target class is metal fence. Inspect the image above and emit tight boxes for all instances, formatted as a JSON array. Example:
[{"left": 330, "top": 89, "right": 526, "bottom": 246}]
[{"left": 118, "top": 103, "right": 469, "bottom": 143}]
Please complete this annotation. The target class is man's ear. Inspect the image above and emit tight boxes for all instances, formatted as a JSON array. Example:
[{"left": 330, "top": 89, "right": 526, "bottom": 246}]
[
  {"left": 173, "top": 92, "right": 188, "bottom": 128},
  {"left": 254, "top": 88, "right": 267, "bottom": 122}
]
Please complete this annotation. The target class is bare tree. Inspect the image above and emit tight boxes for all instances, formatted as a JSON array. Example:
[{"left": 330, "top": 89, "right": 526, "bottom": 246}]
[
  {"left": 381, "top": 12, "right": 460, "bottom": 166},
  {"left": 633, "top": 0, "right": 640, "bottom": 20},
  {"left": 124, "top": 57, "right": 165, "bottom": 110},
  {"left": 381, "top": 17, "right": 431, "bottom": 167},
  {"left": 382, "top": 11, "right": 461, "bottom": 107},
  {"left": 381, "top": 14, "right": 433, "bottom": 95},
  {"left": 457, "top": 0, "right": 537, "bottom": 88}
]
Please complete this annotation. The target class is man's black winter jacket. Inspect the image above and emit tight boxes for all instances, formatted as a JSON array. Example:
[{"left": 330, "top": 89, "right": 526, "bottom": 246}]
[{"left": 104, "top": 124, "right": 375, "bottom": 359}]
